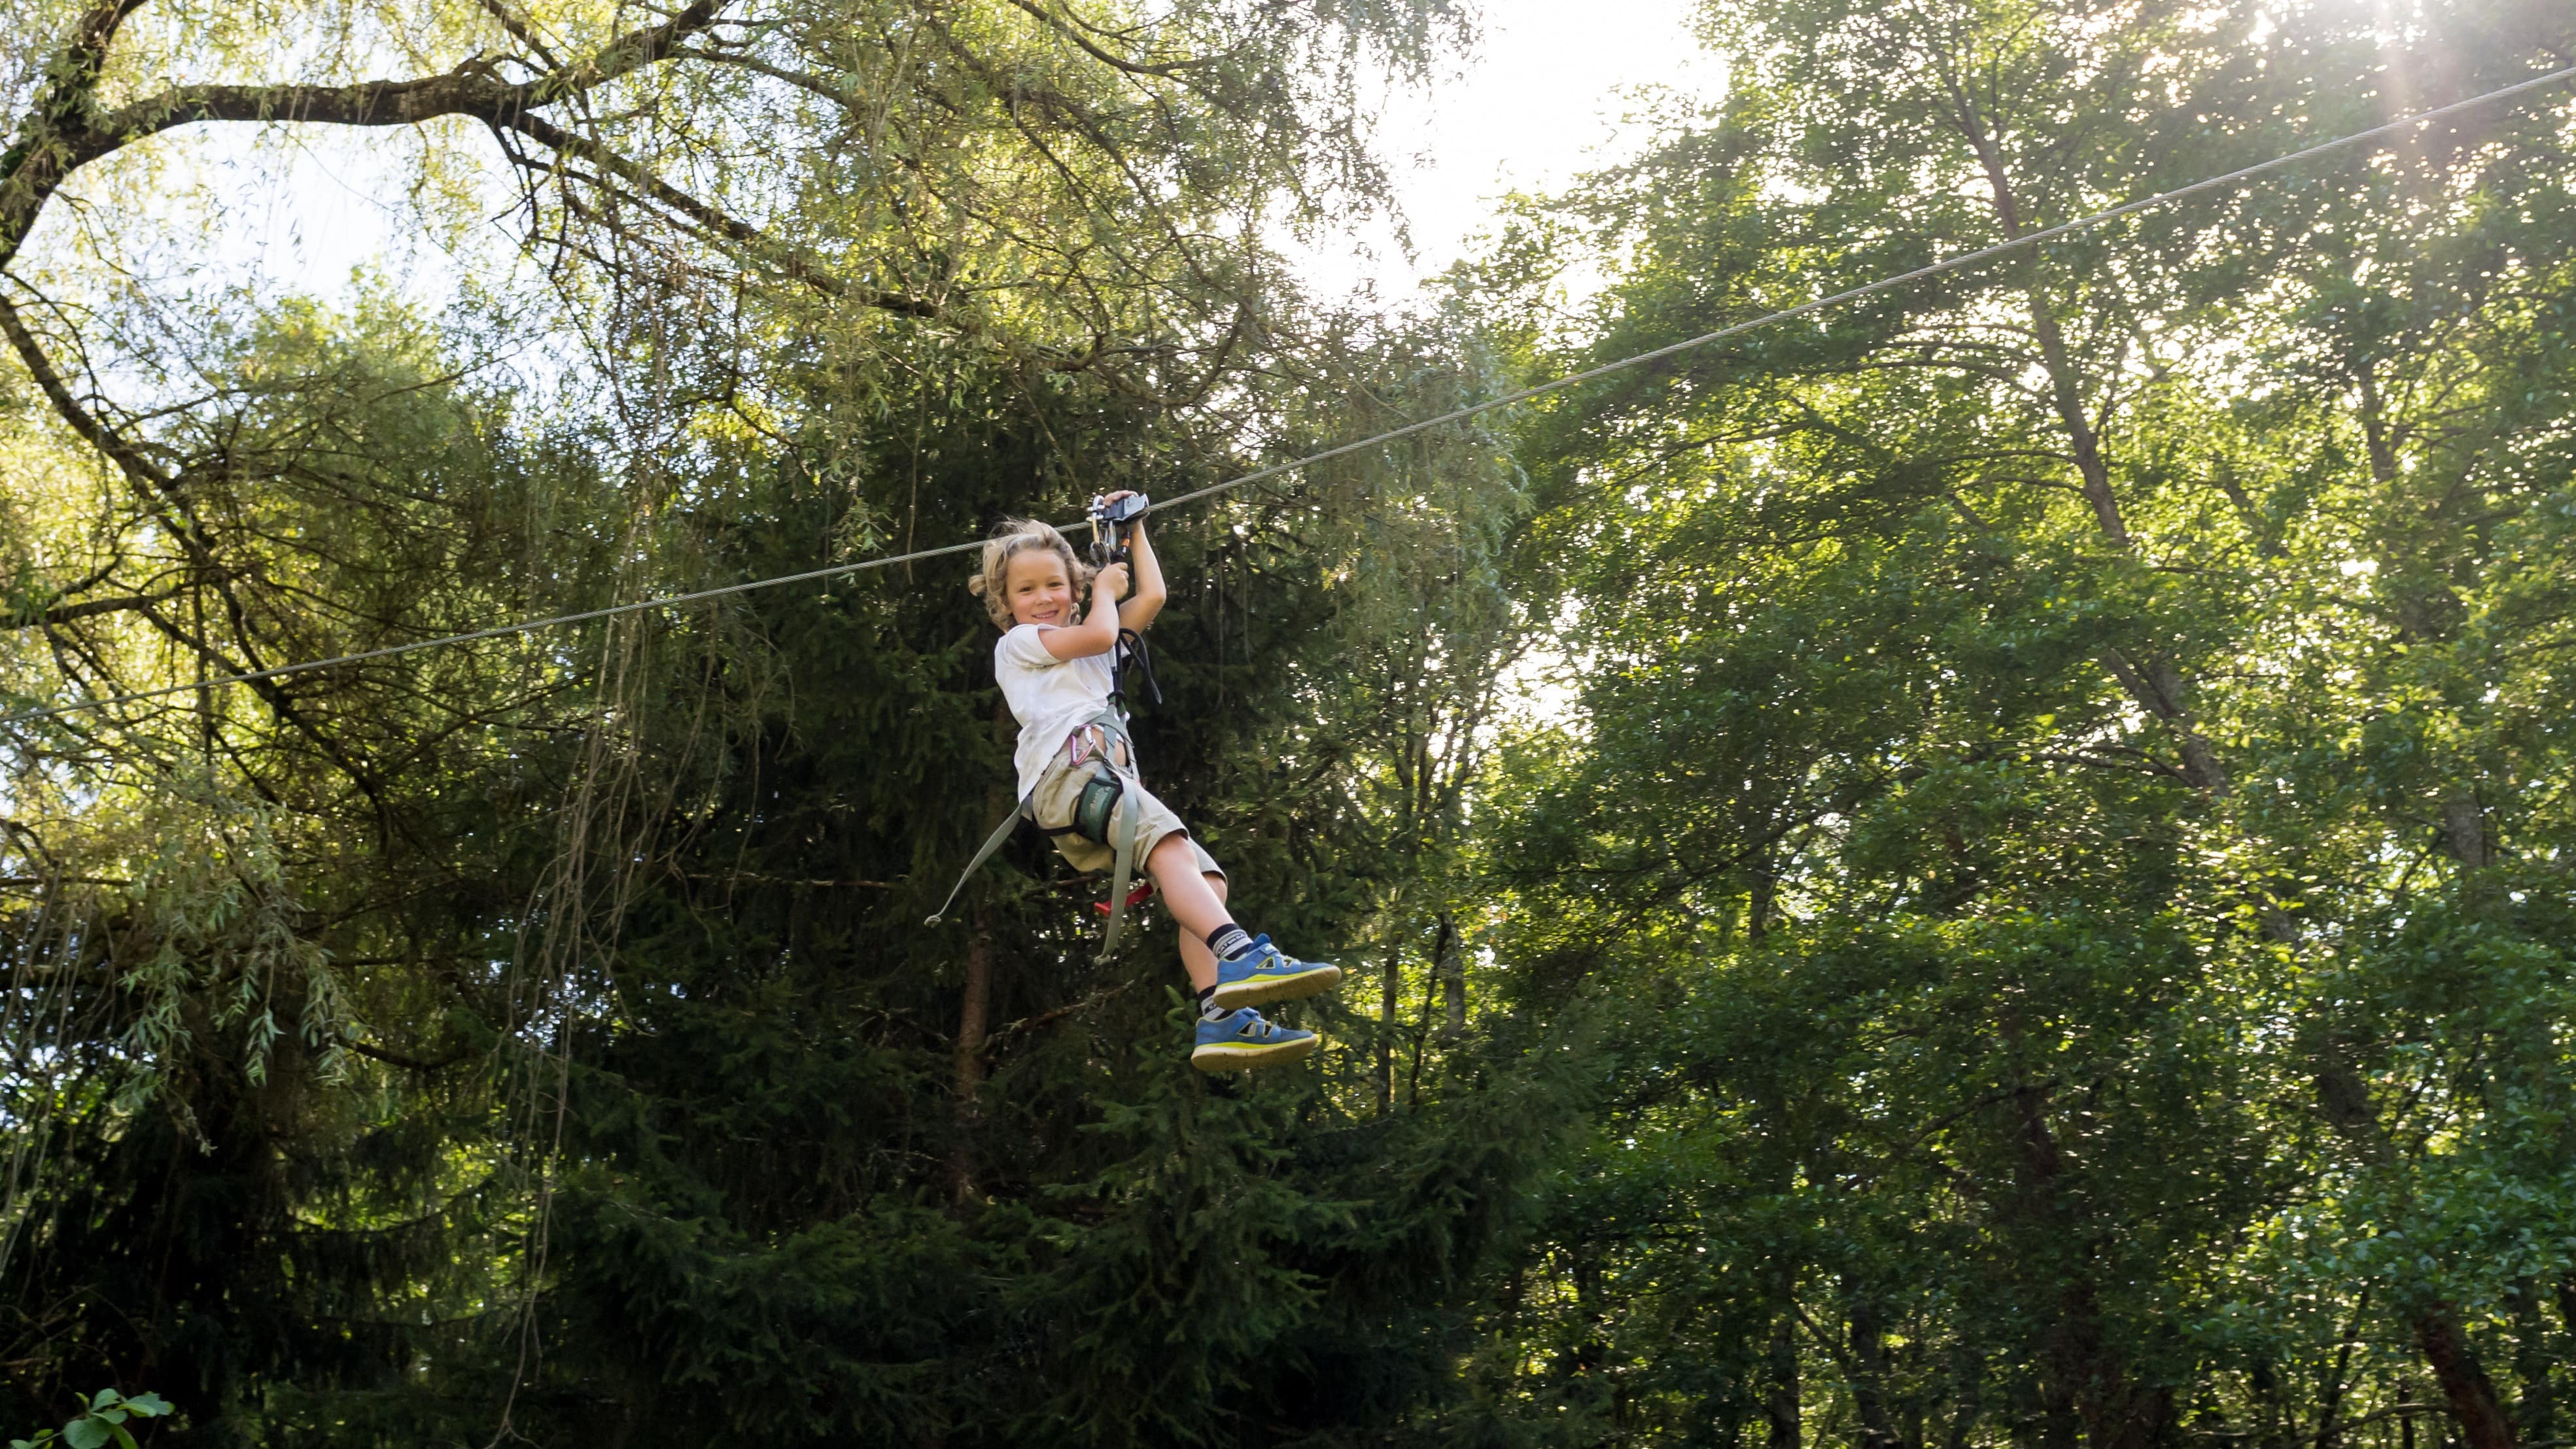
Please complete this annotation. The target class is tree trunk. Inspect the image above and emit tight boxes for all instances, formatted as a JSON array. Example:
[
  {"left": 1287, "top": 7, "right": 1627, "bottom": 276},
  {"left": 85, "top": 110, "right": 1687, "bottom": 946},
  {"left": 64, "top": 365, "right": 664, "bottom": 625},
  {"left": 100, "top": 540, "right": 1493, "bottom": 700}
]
[
  {"left": 1941, "top": 74, "right": 2127, "bottom": 551},
  {"left": 1376, "top": 937, "right": 1399, "bottom": 1116},
  {"left": 2358, "top": 368, "right": 2403, "bottom": 489},
  {"left": 2315, "top": 1292, "right": 2369, "bottom": 1449},
  {"left": 2416, "top": 1306, "right": 2518, "bottom": 1449},
  {"left": 2503, "top": 1280, "right": 2554, "bottom": 1445},
  {"left": 1846, "top": 1280, "right": 1904, "bottom": 1449},
  {"left": 2444, "top": 790, "right": 2488, "bottom": 869},
  {"left": 2000, "top": 1081, "right": 2138, "bottom": 1449},
  {"left": 1748, "top": 845, "right": 1776, "bottom": 943},
  {"left": 1766, "top": 1307, "right": 1801, "bottom": 1449},
  {"left": 949, "top": 913, "right": 992, "bottom": 1203},
  {"left": 2310, "top": 763, "right": 2503, "bottom": 1448},
  {"left": 1944, "top": 70, "right": 2245, "bottom": 803},
  {"left": 2318, "top": 1049, "right": 2518, "bottom": 1449},
  {"left": 2251, "top": 1361, "right": 2293, "bottom": 1449},
  {"left": 1407, "top": 924, "right": 1441, "bottom": 1106},
  {"left": 1436, "top": 911, "right": 1464, "bottom": 1040},
  {"left": 1943, "top": 1341, "right": 1982, "bottom": 1449},
  {"left": 949, "top": 700, "right": 1013, "bottom": 1202}
]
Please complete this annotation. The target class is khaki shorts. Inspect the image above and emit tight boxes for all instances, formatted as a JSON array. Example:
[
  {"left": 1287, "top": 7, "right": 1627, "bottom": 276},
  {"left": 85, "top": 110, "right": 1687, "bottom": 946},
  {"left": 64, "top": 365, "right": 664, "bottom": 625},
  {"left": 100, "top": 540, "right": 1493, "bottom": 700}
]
[{"left": 1028, "top": 737, "right": 1222, "bottom": 881}]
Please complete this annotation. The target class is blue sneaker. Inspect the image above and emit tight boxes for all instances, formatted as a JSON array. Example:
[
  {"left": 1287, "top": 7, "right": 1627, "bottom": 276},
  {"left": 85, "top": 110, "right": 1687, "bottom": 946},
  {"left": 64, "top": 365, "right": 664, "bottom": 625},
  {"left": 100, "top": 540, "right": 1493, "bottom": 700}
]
[
  {"left": 1208, "top": 936, "right": 1344, "bottom": 1011},
  {"left": 1191, "top": 1008, "right": 1319, "bottom": 1072}
]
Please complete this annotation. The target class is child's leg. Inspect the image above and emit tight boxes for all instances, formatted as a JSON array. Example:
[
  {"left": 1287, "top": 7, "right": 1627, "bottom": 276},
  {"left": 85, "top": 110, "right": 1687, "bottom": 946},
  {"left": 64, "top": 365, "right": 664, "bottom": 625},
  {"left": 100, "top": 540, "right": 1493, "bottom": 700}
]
[
  {"left": 1145, "top": 834, "right": 1229, "bottom": 992},
  {"left": 1144, "top": 832, "right": 1342, "bottom": 1016},
  {"left": 1177, "top": 871, "right": 1228, "bottom": 989}
]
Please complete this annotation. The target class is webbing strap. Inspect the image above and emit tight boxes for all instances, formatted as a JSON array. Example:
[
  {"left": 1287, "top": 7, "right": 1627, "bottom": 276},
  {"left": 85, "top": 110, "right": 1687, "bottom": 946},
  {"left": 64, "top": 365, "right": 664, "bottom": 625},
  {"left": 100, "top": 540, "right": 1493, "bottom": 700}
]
[
  {"left": 1096, "top": 784, "right": 1141, "bottom": 962},
  {"left": 931, "top": 707, "right": 1145, "bottom": 953},
  {"left": 924, "top": 797, "right": 1028, "bottom": 926}
]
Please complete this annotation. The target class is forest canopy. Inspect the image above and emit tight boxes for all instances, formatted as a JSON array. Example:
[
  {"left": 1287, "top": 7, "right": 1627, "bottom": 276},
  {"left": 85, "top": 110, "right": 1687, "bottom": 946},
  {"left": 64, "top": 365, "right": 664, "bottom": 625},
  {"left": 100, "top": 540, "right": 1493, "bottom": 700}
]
[{"left": 1, "top": 0, "right": 2573, "bottom": 1444}]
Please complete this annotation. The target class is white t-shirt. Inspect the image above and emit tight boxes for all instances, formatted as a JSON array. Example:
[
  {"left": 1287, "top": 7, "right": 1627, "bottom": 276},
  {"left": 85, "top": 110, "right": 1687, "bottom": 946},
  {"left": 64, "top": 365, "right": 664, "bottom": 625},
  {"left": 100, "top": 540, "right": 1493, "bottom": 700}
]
[{"left": 995, "top": 624, "right": 1117, "bottom": 799}]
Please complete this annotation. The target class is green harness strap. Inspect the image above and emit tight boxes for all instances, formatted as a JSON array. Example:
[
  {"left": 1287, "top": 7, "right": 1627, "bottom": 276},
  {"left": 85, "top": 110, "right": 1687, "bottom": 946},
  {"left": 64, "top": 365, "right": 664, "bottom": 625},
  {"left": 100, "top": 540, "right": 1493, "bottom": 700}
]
[
  {"left": 1096, "top": 782, "right": 1142, "bottom": 964},
  {"left": 923, "top": 795, "right": 1030, "bottom": 928},
  {"left": 926, "top": 708, "right": 1147, "bottom": 964}
]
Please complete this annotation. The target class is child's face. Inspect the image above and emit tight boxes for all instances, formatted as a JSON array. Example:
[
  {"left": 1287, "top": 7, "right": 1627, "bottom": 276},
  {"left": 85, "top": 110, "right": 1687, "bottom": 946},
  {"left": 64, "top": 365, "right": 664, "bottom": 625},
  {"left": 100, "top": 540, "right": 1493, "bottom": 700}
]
[{"left": 1004, "top": 548, "right": 1076, "bottom": 628}]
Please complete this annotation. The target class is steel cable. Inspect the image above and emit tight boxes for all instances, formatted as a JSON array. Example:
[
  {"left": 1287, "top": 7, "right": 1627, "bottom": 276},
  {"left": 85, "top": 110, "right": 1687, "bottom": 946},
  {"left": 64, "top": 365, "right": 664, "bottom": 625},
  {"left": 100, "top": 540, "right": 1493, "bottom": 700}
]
[{"left": 5, "top": 61, "right": 2570, "bottom": 731}]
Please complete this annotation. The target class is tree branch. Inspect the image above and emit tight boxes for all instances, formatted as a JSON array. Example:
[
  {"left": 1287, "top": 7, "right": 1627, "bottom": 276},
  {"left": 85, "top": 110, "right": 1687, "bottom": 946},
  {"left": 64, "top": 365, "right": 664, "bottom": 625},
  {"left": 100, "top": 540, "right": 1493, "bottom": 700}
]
[
  {"left": 0, "top": 0, "right": 151, "bottom": 256},
  {"left": 5, "top": 591, "right": 176, "bottom": 629},
  {"left": 3, "top": 0, "right": 730, "bottom": 268},
  {"left": 1000, "top": 0, "right": 1217, "bottom": 79},
  {"left": 0, "top": 289, "right": 180, "bottom": 497},
  {"left": 349, "top": 1039, "right": 473, "bottom": 1073},
  {"left": 475, "top": 0, "right": 565, "bottom": 72}
]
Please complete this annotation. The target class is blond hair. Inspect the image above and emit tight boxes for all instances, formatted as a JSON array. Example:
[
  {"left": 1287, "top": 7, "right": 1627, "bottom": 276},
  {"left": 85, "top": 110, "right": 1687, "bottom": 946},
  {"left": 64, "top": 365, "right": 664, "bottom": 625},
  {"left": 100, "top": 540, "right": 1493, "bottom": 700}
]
[{"left": 967, "top": 517, "right": 1092, "bottom": 630}]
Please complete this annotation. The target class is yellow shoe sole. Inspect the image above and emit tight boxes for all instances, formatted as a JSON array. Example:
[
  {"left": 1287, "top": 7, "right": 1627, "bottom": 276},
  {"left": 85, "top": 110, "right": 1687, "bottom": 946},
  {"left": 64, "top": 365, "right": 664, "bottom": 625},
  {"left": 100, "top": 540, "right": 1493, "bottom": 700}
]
[
  {"left": 1208, "top": 962, "right": 1344, "bottom": 1011},
  {"left": 1191, "top": 1033, "right": 1321, "bottom": 1073}
]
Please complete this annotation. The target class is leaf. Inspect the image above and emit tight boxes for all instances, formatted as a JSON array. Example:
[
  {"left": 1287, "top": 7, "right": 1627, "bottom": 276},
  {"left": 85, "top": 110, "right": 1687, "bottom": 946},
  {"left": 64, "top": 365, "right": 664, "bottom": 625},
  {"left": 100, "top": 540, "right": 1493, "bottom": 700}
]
[
  {"left": 119, "top": 1398, "right": 168, "bottom": 1420},
  {"left": 62, "top": 1419, "right": 109, "bottom": 1449}
]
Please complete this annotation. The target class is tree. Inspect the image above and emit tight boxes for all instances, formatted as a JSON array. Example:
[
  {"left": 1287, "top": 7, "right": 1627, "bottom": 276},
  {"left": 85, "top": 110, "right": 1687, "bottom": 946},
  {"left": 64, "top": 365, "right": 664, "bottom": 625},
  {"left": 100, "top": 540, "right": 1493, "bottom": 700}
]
[{"left": 1459, "top": 1, "right": 2576, "bottom": 1445}]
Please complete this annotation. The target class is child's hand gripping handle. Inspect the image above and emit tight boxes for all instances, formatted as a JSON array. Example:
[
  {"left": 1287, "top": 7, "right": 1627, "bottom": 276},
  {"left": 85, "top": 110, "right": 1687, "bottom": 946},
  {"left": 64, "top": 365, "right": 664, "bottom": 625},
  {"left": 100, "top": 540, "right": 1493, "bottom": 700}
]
[{"left": 1087, "top": 491, "right": 1150, "bottom": 568}]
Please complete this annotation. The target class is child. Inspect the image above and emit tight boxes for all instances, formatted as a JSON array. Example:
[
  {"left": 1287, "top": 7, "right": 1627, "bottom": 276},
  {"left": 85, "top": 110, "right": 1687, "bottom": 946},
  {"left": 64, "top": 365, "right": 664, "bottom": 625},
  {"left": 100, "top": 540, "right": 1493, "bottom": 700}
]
[{"left": 966, "top": 495, "right": 1343, "bottom": 1070}]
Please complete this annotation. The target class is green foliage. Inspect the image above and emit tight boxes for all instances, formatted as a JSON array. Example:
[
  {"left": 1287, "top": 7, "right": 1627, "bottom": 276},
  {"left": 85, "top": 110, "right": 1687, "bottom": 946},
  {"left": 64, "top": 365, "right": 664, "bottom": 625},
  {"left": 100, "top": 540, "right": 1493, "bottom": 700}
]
[
  {"left": 12, "top": 1389, "right": 171, "bottom": 1449},
  {"left": 4, "top": 0, "right": 2576, "bottom": 1443},
  {"left": 1441, "top": 0, "right": 2576, "bottom": 1444}
]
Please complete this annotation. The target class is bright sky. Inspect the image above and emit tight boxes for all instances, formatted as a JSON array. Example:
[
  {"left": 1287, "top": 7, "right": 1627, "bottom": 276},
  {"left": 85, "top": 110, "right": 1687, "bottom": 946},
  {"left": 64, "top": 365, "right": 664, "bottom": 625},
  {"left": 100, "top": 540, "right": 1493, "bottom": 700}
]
[
  {"left": 149, "top": 0, "right": 1720, "bottom": 317},
  {"left": 1291, "top": 0, "right": 1720, "bottom": 302}
]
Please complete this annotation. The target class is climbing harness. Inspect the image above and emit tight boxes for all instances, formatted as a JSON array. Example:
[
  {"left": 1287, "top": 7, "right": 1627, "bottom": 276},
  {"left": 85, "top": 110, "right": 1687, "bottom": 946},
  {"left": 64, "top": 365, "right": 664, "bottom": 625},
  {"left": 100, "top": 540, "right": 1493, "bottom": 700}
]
[
  {"left": 921, "top": 707, "right": 1149, "bottom": 962},
  {"left": 1046, "top": 712, "right": 1149, "bottom": 962},
  {"left": 922, "top": 496, "right": 1157, "bottom": 960}
]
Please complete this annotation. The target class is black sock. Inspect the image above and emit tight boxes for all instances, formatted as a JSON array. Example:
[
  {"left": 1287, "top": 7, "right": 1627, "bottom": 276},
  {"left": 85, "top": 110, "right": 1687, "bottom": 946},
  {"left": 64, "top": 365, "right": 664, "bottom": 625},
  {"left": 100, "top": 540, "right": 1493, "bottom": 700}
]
[
  {"left": 1206, "top": 923, "right": 1255, "bottom": 961},
  {"left": 1194, "top": 985, "right": 1227, "bottom": 1020}
]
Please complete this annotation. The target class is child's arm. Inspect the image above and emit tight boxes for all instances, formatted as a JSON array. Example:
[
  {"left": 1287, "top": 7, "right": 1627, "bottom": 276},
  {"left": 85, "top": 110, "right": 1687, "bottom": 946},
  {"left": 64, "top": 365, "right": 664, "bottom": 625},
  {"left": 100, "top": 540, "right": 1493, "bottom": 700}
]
[
  {"left": 1039, "top": 563, "right": 1128, "bottom": 661},
  {"left": 1111, "top": 493, "right": 1168, "bottom": 633}
]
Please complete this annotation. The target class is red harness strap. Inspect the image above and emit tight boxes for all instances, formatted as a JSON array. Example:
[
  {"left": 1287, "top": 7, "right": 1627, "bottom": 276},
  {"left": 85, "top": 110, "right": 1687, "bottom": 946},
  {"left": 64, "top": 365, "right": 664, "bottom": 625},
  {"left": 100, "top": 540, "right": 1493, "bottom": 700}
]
[{"left": 1093, "top": 881, "right": 1155, "bottom": 917}]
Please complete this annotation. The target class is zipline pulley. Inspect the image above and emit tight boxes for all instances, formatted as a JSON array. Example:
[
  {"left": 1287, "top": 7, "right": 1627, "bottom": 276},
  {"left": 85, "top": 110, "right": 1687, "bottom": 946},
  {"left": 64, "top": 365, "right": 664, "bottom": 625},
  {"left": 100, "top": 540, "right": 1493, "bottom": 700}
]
[{"left": 1088, "top": 493, "right": 1160, "bottom": 710}]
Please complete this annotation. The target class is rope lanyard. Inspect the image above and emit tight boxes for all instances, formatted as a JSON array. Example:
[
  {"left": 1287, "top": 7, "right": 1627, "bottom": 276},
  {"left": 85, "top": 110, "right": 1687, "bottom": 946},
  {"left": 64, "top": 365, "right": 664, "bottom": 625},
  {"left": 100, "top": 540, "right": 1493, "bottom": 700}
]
[{"left": 3, "top": 61, "right": 2570, "bottom": 733}]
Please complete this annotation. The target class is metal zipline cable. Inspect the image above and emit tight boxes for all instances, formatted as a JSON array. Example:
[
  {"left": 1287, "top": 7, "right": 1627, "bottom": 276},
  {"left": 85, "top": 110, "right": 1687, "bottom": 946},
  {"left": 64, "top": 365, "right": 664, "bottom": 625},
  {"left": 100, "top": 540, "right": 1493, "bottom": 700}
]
[{"left": 5, "top": 60, "right": 2572, "bottom": 733}]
